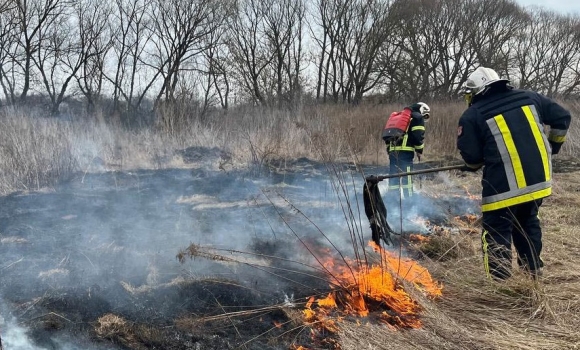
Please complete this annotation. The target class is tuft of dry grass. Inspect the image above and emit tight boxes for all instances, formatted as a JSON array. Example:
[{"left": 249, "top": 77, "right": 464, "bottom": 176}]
[{"left": 94, "top": 313, "right": 163, "bottom": 350}]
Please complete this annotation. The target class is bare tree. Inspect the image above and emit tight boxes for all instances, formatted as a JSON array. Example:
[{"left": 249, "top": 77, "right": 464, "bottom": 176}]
[
  {"left": 13, "top": 0, "right": 70, "bottom": 102},
  {"left": 106, "top": 0, "right": 155, "bottom": 116},
  {"left": 510, "top": 8, "right": 580, "bottom": 96},
  {"left": 206, "top": 41, "right": 231, "bottom": 110},
  {"left": 0, "top": 10, "right": 20, "bottom": 104},
  {"left": 312, "top": 0, "right": 351, "bottom": 102},
  {"left": 465, "top": 0, "right": 527, "bottom": 75},
  {"left": 227, "top": 0, "right": 274, "bottom": 105},
  {"left": 341, "top": 0, "right": 394, "bottom": 103},
  {"left": 149, "top": 0, "right": 226, "bottom": 110},
  {"left": 263, "top": 0, "right": 306, "bottom": 106},
  {"left": 31, "top": 7, "right": 74, "bottom": 114},
  {"left": 540, "top": 14, "right": 580, "bottom": 96},
  {"left": 425, "top": 0, "right": 478, "bottom": 97},
  {"left": 74, "top": 0, "right": 114, "bottom": 113},
  {"left": 199, "top": 27, "right": 231, "bottom": 113},
  {"left": 0, "top": 0, "right": 17, "bottom": 105}
]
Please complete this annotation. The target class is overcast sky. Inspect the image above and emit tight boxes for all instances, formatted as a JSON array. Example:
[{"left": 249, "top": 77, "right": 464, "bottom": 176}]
[{"left": 515, "top": 0, "right": 580, "bottom": 14}]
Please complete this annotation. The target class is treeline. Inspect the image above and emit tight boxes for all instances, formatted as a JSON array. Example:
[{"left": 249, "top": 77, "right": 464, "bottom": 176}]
[{"left": 0, "top": 0, "right": 579, "bottom": 121}]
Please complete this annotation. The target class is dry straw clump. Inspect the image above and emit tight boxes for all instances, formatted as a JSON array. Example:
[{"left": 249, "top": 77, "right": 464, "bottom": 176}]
[{"left": 94, "top": 313, "right": 163, "bottom": 350}]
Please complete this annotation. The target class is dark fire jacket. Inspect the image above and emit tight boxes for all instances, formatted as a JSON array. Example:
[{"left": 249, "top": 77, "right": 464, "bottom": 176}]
[{"left": 457, "top": 85, "right": 571, "bottom": 212}]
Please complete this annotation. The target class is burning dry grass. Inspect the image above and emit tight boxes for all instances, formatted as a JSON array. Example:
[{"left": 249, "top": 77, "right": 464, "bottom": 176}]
[
  {"left": 167, "top": 166, "right": 577, "bottom": 350},
  {"left": 302, "top": 243, "right": 443, "bottom": 334}
]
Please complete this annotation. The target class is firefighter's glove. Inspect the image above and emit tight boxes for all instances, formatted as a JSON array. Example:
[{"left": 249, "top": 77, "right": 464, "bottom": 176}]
[
  {"left": 416, "top": 152, "right": 422, "bottom": 161},
  {"left": 365, "top": 175, "right": 380, "bottom": 185}
]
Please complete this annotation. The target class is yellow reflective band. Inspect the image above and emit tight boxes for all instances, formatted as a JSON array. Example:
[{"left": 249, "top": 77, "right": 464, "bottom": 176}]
[
  {"left": 414, "top": 144, "right": 424, "bottom": 150},
  {"left": 388, "top": 133, "right": 413, "bottom": 152},
  {"left": 411, "top": 126, "right": 425, "bottom": 131},
  {"left": 548, "top": 135, "right": 566, "bottom": 143},
  {"left": 481, "top": 187, "right": 552, "bottom": 212},
  {"left": 389, "top": 146, "right": 415, "bottom": 152},
  {"left": 495, "top": 115, "right": 526, "bottom": 188},
  {"left": 522, "top": 105, "right": 550, "bottom": 181},
  {"left": 482, "top": 230, "right": 491, "bottom": 278}
]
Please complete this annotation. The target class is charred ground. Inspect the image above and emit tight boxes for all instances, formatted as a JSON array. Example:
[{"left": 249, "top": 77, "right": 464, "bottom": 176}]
[{"left": 0, "top": 157, "right": 377, "bottom": 349}]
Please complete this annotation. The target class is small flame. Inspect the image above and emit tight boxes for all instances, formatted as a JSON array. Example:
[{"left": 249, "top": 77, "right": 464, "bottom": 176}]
[
  {"left": 461, "top": 185, "right": 481, "bottom": 201},
  {"left": 290, "top": 345, "right": 309, "bottom": 350},
  {"left": 409, "top": 234, "right": 430, "bottom": 243}
]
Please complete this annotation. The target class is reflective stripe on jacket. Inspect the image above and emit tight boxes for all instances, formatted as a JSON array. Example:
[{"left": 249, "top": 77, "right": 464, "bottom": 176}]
[{"left": 457, "top": 88, "right": 571, "bottom": 212}]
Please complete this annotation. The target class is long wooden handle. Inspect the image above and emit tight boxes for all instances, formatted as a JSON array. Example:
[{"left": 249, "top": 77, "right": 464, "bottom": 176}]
[{"left": 367, "top": 164, "right": 465, "bottom": 181}]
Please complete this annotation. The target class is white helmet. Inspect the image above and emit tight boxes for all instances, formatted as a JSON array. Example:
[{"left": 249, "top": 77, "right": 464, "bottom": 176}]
[
  {"left": 463, "top": 67, "right": 509, "bottom": 106},
  {"left": 464, "top": 67, "right": 509, "bottom": 95},
  {"left": 416, "top": 102, "right": 430, "bottom": 120}
]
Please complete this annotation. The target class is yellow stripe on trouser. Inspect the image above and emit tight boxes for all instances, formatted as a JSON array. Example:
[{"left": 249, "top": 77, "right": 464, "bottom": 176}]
[
  {"left": 548, "top": 135, "right": 566, "bottom": 143},
  {"left": 482, "top": 230, "right": 491, "bottom": 278},
  {"left": 522, "top": 106, "right": 550, "bottom": 181},
  {"left": 494, "top": 115, "right": 527, "bottom": 188},
  {"left": 388, "top": 166, "right": 413, "bottom": 195}
]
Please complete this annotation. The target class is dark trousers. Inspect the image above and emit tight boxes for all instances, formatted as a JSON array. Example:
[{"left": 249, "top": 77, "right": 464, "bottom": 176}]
[
  {"left": 387, "top": 151, "right": 414, "bottom": 198},
  {"left": 481, "top": 199, "right": 543, "bottom": 280}
]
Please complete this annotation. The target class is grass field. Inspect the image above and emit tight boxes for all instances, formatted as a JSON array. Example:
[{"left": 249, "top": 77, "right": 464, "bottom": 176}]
[{"left": 0, "top": 100, "right": 578, "bottom": 349}]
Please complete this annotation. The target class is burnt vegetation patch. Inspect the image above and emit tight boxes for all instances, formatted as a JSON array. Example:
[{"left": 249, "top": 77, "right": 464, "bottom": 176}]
[{"left": 6, "top": 277, "right": 315, "bottom": 350}]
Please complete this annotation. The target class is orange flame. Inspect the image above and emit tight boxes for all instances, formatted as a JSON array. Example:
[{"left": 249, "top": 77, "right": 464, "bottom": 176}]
[
  {"left": 303, "top": 241, "right": 442, "bottom": 333},
  {"left": 409, "top": 233, "right": 430, "bottom": 243},
  {"left": 290, "top": 346, "right": 309, "bottom": 350}
]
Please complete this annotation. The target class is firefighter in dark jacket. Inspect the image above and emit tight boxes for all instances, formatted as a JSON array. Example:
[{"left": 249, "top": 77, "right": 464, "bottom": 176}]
[
  {"left": 387, "top": 102, "right": 430, "bottom": 198},
  {"left": 457, "top": 66, "right": 571, "bottom": 280}
]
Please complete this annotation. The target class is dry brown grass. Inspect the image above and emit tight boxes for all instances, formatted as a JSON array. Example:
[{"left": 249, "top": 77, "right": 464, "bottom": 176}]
[
  {"left": 94, "top": 313, "right": 163, "bottom": 350},
  {"left": 1, "top": 100, "right": 577, "bottom": 194}
]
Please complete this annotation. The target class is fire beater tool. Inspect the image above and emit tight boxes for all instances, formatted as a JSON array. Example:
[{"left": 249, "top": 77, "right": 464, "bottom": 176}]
[
  {"left": 363, "top": 164, "right": 465, "bottom": 246},
  {"left": 365, "top": 164, "right": 465, "bottom": 182}
]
